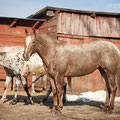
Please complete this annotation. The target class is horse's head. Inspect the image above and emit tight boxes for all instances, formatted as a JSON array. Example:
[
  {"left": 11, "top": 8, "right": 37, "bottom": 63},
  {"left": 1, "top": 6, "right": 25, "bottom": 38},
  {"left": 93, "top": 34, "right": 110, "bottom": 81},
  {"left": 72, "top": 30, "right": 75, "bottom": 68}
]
[{"left": 23, "top": 29, "right": 37, "bottom": 61}]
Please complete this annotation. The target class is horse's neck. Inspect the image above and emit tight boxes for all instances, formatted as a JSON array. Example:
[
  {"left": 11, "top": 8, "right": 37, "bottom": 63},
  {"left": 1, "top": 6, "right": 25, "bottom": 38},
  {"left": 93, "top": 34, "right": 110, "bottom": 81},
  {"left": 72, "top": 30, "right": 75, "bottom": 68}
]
[{"left": 36, "top": 37, "right": 56, "bottom": 66}]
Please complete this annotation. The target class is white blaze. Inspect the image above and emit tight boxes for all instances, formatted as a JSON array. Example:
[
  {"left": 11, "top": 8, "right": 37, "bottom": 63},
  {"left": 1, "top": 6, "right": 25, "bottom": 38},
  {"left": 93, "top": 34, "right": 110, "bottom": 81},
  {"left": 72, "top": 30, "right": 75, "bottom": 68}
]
[{"left": 25, "top": 35, "right": 32, "bottom": 54}]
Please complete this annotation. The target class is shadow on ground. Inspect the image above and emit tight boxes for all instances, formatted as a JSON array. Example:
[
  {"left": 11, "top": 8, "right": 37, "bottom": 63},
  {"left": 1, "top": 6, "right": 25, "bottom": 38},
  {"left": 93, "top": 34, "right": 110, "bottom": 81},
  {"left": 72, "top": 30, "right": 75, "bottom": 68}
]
[{"left": 0, "top": 94, "right": 104, "bottom": 110}]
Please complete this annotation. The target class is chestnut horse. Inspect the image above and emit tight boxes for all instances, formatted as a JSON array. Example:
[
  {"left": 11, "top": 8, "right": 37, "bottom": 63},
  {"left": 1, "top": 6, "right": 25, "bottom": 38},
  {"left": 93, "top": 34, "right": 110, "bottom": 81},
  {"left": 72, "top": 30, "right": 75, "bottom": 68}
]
[{"left": 23, "top": 29, "right": 120, "bottom": 113}]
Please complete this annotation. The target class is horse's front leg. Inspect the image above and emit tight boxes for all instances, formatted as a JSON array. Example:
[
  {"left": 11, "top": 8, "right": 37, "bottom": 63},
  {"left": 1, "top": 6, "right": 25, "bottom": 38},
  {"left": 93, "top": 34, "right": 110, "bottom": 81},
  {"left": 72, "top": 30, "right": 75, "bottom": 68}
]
[
  {"left": 42, "top": 81, "right": 67, "bottom": 104},
  {"left": 108, "top": 74, "right": 117, "bottom": 112},
  {"left": 55, "top": 74, "right": 64, "bottom": 114},
  {"left": 49, "top": 77, "right": 58, "bottom": 112},
  {"left": 42, "top": 82, "right": 52, "bottom": 103},
  {"left": 21, "top": 76, "right": 33, "bottom": 104},
  {"left": 0, "top": 75, "right": 12, "bottom": 104}
]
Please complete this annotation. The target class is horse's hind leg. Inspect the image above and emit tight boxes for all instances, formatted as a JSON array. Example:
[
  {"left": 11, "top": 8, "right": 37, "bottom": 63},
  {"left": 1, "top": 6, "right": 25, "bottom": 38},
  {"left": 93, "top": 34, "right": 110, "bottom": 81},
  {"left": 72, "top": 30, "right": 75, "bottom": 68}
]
[
  {"left": 98, "top": 67, "right": 111, "bottom": 111},
  {"left": 107, "top": 73, "right": 117, "bottom": 112},
  {"left": 9, "top": 78, "right": 21, "bottom": 105},
  {"left": 63, "top": 81, "right": 67, "bottom": 103},
  {"left": 0, "top": 75, "right": 12, "bottom": 104},
  {"left": 21, "top": 76, "right": 34, "bottom": 104},
  {"left": 11, "top": 77, "right": 13, "bottom": 91},
  {"left": 31, "top": 75, "right": 36, "bottom": 93},
  {"left": 42, "top": 82, "right": 52, "bottom": 103},
  {"left": 42, "top": 81, "right": 67, "bottom": 104},
  {"left": 116, "top": 73, "right": 120, "bottom": 96}
]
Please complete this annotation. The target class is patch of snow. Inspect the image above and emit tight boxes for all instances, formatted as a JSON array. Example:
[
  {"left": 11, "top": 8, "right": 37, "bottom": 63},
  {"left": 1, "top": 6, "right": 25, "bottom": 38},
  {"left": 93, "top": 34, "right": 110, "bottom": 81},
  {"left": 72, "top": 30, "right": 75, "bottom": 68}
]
[{"left": 66, "top": 90, "right": 120, "bottom": 102}]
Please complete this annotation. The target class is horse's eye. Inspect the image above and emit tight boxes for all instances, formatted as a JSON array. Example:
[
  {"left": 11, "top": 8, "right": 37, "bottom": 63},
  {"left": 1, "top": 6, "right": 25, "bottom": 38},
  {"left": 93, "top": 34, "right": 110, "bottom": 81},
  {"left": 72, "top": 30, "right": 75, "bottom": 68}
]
[{"left": 32, "top": 41, "right": 35, "bottom": 44}]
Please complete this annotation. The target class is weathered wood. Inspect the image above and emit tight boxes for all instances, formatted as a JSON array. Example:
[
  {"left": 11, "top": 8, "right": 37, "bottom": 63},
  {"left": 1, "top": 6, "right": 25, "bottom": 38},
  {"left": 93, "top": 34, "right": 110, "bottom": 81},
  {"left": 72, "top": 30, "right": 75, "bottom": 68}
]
[
  {"left": 57, "top": 12, "right": 120, "bottom": 38},
  {"left": 32, "top": 21, "right": 40, "bottom": 29},
  {"left": 9, "top": 19, "right": 18, "bottom": 28}
]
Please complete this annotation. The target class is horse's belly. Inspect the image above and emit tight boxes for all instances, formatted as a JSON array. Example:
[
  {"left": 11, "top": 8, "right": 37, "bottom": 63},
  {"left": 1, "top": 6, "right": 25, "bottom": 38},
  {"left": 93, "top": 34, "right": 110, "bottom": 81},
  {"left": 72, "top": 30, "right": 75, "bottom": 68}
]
[{"left": 65, "top": 63, "right": 98, "bottom": 77}]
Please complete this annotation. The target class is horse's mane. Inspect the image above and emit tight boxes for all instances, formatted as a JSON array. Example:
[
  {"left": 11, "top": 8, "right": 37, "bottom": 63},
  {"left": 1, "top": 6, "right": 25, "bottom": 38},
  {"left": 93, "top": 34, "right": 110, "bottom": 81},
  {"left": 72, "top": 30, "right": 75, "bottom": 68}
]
[
  {"left": 37, "top": 33, "right": 56, "bottom": 42},
  {"left": 37, "top": 33, "right": 67, "bottom": 45}
]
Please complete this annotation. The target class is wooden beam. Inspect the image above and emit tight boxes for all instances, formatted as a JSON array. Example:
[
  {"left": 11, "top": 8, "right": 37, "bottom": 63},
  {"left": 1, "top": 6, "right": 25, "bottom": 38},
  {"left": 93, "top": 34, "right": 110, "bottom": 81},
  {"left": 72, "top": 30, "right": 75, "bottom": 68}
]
[
  {"left": 32, "top": 21, "right": 40, "bottom": 30},
  {"left": 9, "top": 19, "right": 18, "bottom": 28}
]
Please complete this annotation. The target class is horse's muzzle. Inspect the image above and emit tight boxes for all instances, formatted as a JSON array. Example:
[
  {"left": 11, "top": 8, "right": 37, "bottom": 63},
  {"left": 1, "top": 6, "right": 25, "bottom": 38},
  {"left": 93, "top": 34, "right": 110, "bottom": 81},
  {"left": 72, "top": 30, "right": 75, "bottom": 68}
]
[{"left": 23, "top": 54, "right": 30, "bottom": 61}]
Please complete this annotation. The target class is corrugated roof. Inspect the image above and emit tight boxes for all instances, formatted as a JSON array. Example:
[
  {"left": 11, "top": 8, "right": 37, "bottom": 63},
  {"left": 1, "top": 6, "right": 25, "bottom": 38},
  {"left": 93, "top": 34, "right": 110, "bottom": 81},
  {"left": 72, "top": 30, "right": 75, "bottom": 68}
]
[
  {"left": 28, "top": 6, "right": 120, "bottom": 18},
  {"left": 0, "top": 16, "right": 45, "bottom": 28},
  {"left": 0, "top": 16, "right": 45, "bottom": 22}
]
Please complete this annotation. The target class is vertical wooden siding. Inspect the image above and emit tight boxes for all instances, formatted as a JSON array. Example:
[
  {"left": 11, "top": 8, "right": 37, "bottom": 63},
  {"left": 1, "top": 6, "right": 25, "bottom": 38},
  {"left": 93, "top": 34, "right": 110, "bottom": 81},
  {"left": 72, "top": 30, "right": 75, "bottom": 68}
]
[
  {"left": 39, "top": 14, "right": 57, "bottom": 39},
  {"left": 57, "top": 12, "right": 120, "bottom": 38}
]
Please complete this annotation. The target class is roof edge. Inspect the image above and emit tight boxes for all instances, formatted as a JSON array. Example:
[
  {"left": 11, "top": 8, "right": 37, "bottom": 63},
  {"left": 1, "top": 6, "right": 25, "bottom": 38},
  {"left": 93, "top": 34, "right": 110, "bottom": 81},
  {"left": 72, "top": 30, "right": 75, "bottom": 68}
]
[
  {"left": 0, "top": 16, "right": 45, "bottom": 21},
  {"left": 28, "top": 6, "right": 120, "bottom": 18}
]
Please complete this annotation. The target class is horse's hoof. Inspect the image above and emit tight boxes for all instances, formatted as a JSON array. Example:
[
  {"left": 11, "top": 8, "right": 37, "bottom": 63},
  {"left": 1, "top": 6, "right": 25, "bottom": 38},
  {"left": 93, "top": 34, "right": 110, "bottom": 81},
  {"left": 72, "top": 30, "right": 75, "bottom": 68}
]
[
  {"left": 107, "top": 107, "right": 113, "bottom": 114},
  {"left": 28, "top": 97, "right": 34, "bottom": 105},
  {"left": 29, "top": 100, "right": 34, "bottom": 105},
  {"left": 24, "top": 98, "right": 34, "bottom": 105},
  {"left": 102, "top": 108, "right": 107, "bottom": 112},
  {"left": 9, "top": 99, "right": 18, "bottom": 105},
  {"left": 101, "top": 105, "right": 109, "bottom": 112},
  {"left": 55, "top": 110, "right": 62, "bottom": 115},
  {"left": 40, "top": 102, "right": 44, "bottom": 106},
  {"left": 0, "top": 100, "right": 4, "bottom": 104},
  {"left": 32, "top": 90, "right": 35, "bottom": 93},
  {"left": 30, "top": 101, "right": 34, "bottom": 105},
  {"left": 107, "top": 110, "right": 112, "bottom": 114},
  {"left": 51, "top": 109, "right": 56, "bottom": 114}
]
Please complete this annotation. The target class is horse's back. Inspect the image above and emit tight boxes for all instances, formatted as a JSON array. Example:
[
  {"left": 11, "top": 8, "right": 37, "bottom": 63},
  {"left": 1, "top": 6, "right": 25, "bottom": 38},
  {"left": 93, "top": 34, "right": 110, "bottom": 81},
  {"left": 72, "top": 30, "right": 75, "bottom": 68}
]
[{"left": 57, "top": 40, "right": 120, "bottom": 76}]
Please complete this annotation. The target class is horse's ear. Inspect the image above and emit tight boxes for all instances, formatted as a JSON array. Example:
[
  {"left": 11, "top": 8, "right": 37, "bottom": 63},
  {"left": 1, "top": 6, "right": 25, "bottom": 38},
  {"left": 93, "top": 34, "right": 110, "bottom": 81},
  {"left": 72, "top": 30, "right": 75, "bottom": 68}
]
[
  {"left": 25, "top": 28, "right": 28, "bottom": 35},
  {"left": 33, "top": 29, "right": 36, "bottom": 37}
]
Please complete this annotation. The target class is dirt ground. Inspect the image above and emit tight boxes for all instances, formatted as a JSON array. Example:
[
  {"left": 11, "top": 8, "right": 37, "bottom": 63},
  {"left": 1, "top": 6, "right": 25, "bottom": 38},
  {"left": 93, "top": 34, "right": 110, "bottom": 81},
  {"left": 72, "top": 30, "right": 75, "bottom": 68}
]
[{"left": 0, "top": 91, "right": 120, "bottom": 120}]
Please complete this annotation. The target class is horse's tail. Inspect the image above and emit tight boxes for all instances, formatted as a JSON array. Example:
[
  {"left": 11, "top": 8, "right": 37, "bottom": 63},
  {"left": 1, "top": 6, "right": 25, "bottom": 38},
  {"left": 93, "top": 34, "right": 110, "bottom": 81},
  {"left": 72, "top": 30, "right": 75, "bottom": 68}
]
[
  {"left": 115, "top": 44, "right": 120, "bottom": 96},
  {"left": 116, "top": 73, "right": 120, "bottom": 96}
]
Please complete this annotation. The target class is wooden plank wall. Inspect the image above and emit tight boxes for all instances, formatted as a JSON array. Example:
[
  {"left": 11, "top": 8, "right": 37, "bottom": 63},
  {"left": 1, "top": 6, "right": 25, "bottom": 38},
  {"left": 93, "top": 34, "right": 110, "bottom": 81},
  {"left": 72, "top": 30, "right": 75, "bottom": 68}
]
[
  {"left": 0, "top": 24, "right": 26, "bottom": 46},
  {"left": 57, "top": 12, "right": 120, "bottom": 38},
  {"left": 39, "top": 14, "right": 57, "bottom": 39}
]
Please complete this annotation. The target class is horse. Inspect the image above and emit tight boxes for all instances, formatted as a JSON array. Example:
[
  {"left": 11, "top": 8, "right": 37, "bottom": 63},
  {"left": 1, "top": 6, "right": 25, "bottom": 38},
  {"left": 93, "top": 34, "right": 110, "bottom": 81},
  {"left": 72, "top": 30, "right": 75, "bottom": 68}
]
[
  {"left": 0, "top": 46, "right": 44, "bottom": 104},
  {"left": 23, "top": 29, "right": 120, "bottom": 114},
  {"left": 0, "top": 46, "right": 68, "bottom": 105}
]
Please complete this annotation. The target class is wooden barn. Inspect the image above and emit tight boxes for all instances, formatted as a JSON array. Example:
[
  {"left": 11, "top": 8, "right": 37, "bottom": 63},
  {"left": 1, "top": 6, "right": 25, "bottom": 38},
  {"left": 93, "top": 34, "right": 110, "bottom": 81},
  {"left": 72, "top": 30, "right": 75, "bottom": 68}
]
[
  {"left": 0, "top": 6, "right": 120, "bottom": 93},
  {"left": 28, "top": 6, "right": 120, "bottom": 92},
  {"left": 0, "top": 17, "right": 45, "bottom": 91}
]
